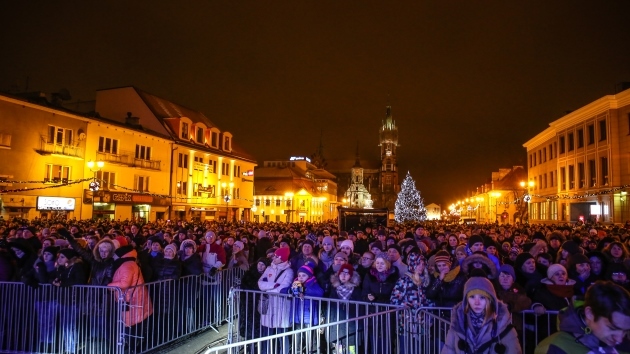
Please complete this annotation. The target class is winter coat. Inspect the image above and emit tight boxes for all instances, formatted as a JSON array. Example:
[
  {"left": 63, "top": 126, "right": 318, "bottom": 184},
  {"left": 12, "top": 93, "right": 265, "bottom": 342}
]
[
  {"left": 390, "top": 273, "right": 433, "bottom": 333},
  {"left": 327, "top": 271, "right": 364, "bottom": 345},
  {"left": 228, "top": 251, "right": 250, "bottom": 272},
  {"left": 56, "top": 258, "right": 89, "bottom": 306},
  {"left": 87, "top": 239, "right": 116, "bottom": 286},
  {"left": 361, "top": 267, "right": 400, "bottom": 304},
  {"left": 108, "top": 249, "right": 153, "bottom": 327},
  {"left": 426, "top": 266, "right": 467, "bottom": 307},
  {"left": 239, "top": 264, "right": 265, "bottom": 339},
  {"left": 152, "top": 257, "right": 182, "bottom": 281},
  {"left": 258, "top": 261, "right": 294, "bottom": 328},
  {"left": 442, "top": 277, "right": 521, "bottom": 354},
  {"left": 287, "top": 277, "right": 324, "bottom": 325},
  {"left": 495, "top": 282, "right": 532, "bottom": 334},
  {"left": 535, "top": 304, "right": 630, "bottom": 354},
  {"left": 201, "top": 242, "right": 226, "bottom": 284},
  {"left": 532, "top": 279, "right": 576, "bottom": 311},
  {"left": 180, "top": 253, "right": 203, "bottom": 276}
]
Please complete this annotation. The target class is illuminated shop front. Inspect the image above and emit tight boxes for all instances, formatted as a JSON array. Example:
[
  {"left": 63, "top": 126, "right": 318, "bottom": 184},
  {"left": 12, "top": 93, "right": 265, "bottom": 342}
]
[
  {"left": 84, "top": 190, "right": 170, "bottom": 221},
  {"left": 36, "top": 196, "right": 77, "bottom": 219}
]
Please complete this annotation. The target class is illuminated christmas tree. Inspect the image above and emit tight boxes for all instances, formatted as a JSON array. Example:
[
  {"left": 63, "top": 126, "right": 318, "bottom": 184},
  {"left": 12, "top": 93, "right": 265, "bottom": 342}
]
[{"left": 394, "top": 172, "right": 427, "bottom": 223}]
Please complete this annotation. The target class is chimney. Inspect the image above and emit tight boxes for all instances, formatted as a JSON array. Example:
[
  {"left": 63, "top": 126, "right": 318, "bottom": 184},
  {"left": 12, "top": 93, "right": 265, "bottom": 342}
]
[{"left": 125, "top": 112, "right": 141, "bottom": 127}]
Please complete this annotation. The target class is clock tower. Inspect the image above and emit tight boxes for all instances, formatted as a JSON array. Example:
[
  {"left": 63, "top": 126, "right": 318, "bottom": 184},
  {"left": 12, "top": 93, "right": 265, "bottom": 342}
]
[{"left": 378, "top": 106, "right": 400, "bottom": 209}]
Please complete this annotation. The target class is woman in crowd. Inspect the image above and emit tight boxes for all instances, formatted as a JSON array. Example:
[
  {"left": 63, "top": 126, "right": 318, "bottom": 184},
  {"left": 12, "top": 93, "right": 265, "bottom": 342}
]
[
  {"left": 258, "top": 247, "right": 293, "bottom": 354},
  {"left": 532, "top": 264, "right": 576, "bottom": 313},
  {"left": 362, "top": 253, "right": 400, "bottom": 304},
  {"left": 239, "top": 257, "right": 269, "bottom": 353},
  {"left": 328, "top": 263, "right": 363, "bottom": 354},
  {"left": 603, "top": 241, "right": 629, "bottom": 265},
  {"left": 535, "top": 281, "right": 630, "bottom": 353},
  {"left": 426, "top": 250, "right": 466, "bottom": 307},
  {"left": 514, "top": 252, "right": 545, "bottom": 297},
  {"left": 318, "top": 251, "right": 348, "bottom": 297},
  {"left": 229, "top": 241, "right": 250, "bottom": 272},
  {"left": 442, "top": 277, "right": 521, "bottom": 354},
  {"left": 390, "top": 252, "right": 433, "bottom": 354},
  {"left": 586, "top": 251, "right": 607, "bottom": 280}
]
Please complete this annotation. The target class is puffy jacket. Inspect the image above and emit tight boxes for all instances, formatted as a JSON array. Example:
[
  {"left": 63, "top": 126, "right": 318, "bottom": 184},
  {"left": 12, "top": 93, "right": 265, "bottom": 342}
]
[
  {"left": 108, "top": 249, "right": 153, "bottom": 327},
  {"left": 426, "top": 266, "right": 467, "bottom": 307},
  {"left": 361, "top": 267, "right": 400, "bottom": 303},
  {"left": 258, "top": 261, "right": 294, "bottom": 328},
  {"left": 287, "top": 276, "right": 324, "bottom": 325}
]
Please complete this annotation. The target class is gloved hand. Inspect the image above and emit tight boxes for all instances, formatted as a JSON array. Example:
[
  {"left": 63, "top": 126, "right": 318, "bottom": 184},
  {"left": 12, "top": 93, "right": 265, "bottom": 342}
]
[{"left": 209, "top": 267, "right": 218, "bottom": 276}]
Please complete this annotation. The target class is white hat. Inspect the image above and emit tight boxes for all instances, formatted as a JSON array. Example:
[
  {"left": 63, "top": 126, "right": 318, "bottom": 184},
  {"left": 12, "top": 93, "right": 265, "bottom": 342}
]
[
  {"left": 233, "top": 241, "right": 244, "bottom": 250},
  {"left": 340, "top": 239, "right": 354, "bottom": 251}
]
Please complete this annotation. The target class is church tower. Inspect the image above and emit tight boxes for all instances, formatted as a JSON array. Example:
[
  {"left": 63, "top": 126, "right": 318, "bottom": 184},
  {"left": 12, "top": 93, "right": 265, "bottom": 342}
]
[
  {"left": 345, "top": 142, "right": 373, "bottom": 208},
  {"left": 378, "top": 106, "right": 400, "bottom": 208}
]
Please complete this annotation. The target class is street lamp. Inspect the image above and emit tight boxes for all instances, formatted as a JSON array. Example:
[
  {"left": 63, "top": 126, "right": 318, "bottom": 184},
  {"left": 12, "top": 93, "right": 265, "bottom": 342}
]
[
  {"left": 491, "top": 192, "right": 501, "bottom": 224},
  {"left": 221, "top": 181, "right": 234, "bottom": 222},
  {"left": 87, "top": 160, "right": 105, "bottom": 220},
  {"left": 520, "top": 180, "right": 535, "bottom": 223}
]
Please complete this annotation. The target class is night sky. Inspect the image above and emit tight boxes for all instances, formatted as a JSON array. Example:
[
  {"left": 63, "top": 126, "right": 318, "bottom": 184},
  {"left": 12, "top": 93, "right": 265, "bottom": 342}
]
[{"left": 2, "top": 1, "right": 630, "bottom": 207}]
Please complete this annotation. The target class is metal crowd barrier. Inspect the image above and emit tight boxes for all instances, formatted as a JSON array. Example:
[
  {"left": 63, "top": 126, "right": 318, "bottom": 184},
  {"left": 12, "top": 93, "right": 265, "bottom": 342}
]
[
  {"left": 227, "top": 288, "right": 404, "bottom": 354},
  {"left": 0, "top": 267, "right": 245, "bottom": 354},
  {"left": 413, "top": 307, "right": 560, "bottom": 354},
  {"left": 0, "top": 281, "right": 125, "bottom": 354}
]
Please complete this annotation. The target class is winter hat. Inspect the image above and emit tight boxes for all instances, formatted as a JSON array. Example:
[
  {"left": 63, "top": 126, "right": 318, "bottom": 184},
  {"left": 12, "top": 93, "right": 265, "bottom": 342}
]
[
  {"left": 59, "top": 248, "right": 79, "bottom": 260},
  {"left": 407, "top": 252, "right": 425, "bottom": 272},
  {"left": 377, "top": 229, "right": 386, "bottom": 236},
  {"left": 547, "top": 264, "right": 567, "bottom": 279},
  {"left": 301, "top": 239, "right": 314, "bottom": 249},
  {"left": 502, "top": 242, "right": 511, "bottom": 250},
  {"left": 514, "top": 253, "right": 534, "bottom": 272},
  {"left": 274, "top": 247, "right": 290, "bottom": 262},
  {"left": 484, "top": 239, "right": 498, "bottom": 250},
  {"left": 322, "top": 236, "right": 334, "bottom": 246},
  {"left": 370, "top": 242, "right": 384, "bottom": 252},
  {"left": 164, "top": 243, "right": 178, "bottom": 256},
  {"left": 569, "top": 253, "right": 590, "bottom": 266},
  {"left": 387, "top": 244, "right": 402, "bottom": 255},
  {"left": 464, "top": 277, "right": 497, "bottom": 313},
  {"left": 455, "top": 245, "right": 467, "bottom": 255},
  {"left": 338, "top": 263, "right": 354, "bottom": 277},
  {"left": 499, "top": 264, "right": 516, "bottom": 280},
  {"left": 334, "top": 251, "right": 349, "bottom": 262},
  {"left": 340, "top": 239, "right": 354, "bottom": 251},
  {"left": 607, "top": 263, "right": 628, "bottom": 277},
  {"left": 468, "top": 235, "right": 484, "bottom": 248},
  {"left": 42, "top": 246, "right": 59, "bottom": 257},
  {"left": 115, "top": 236, "right": 128, "bottom": 247},
  {"left": 548, "top": 231, "right": 565, "bottom": 243},
  {"left": 434, "top": 250, "right": 452, "bottom": 265},
  {"left": 297, "top": 265, "right": 315, "bottom": 278},
  {"left": 180, "top": 239, "right": 197, "bottom": 251},
  {"left": 115, "top": 245, "right": 134, "bottom": 258},
  {"left": 306, "top": 233, "right": 317, "bottom": 243},
  {"left": 257, "top": 257, "right": 271, "bottom": 267},
  {"left": 233, "top": 241, "right": 244, "bottom": 251},
  {"left": 509, "top": 246, "right": 522, "bottom": 255},
  {"left": 562, "top": 241, "right": 581, "bottom": 255}
]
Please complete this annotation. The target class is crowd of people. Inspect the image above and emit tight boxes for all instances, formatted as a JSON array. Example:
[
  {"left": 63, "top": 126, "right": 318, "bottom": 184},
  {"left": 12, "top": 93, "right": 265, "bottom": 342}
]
[{"left": 2, "top": 217, "right": 630, "bottom": 353}]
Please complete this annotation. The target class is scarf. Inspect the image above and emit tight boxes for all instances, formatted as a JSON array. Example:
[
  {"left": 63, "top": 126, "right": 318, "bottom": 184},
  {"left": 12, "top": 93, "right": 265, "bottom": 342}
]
[
  {"left": 468, "top": 311, "right": 485, "bottom": 333},
  {"left": 319, "top": 251, "right": 335, "bottom": 269},
  {"left": 371, "top": 267, "right": 394, "bottom": 283},
  {"left": 546, "top": 283, "right": 574, "bottom": 299},
  {"left": 335, "top": 282, "right": 355, "bottom": 300}
]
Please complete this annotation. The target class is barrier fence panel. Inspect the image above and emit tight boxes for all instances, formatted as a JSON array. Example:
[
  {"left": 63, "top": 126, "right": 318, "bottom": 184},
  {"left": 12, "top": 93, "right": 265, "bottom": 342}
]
[
  {"left": 228, "top": 288, "right": 404, "bottom": 354},
  {"left": 519, "top": 310, "right": 559, "bottom": 354},
  {"left": 0, "top": 281, "right": 125, "bottom": 354},
  {"left": 414, "top": 307, "right": 452, "bottom": 354}
]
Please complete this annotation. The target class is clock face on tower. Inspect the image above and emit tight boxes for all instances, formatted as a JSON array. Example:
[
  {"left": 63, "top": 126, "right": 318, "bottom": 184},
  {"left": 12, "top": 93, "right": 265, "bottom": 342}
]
[{"left": 386, "top": 150, "right": 391, "bottom": 156}]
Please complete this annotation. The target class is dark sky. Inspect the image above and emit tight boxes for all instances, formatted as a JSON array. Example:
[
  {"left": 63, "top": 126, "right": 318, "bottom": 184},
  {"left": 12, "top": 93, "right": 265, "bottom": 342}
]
[{"left": 2, "top": 1, "right": 630, "bottom": 207}]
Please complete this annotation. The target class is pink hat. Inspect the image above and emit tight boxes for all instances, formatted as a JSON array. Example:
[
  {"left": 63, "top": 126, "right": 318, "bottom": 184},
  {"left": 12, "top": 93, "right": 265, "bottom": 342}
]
[{"left": 274, "top": 247, "right": 290, "bottom": 262}]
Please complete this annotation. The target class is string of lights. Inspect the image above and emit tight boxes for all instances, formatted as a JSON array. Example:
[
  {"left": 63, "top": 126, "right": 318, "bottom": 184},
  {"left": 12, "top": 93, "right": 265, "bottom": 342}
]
[{"left": 0, "top": 178, "right": 93, "bottom": 194}]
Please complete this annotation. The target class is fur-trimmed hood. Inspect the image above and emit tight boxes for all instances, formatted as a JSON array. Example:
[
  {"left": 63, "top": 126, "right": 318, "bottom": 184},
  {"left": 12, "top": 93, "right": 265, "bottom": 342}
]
[
  {"left": 461, "top": 253, "right": 498, "bottom": 279},
  {"left": 330, "top": 271, "right": 362, "bottom": 288},
  {"left": 93, "top": 239, "right": 116, "bottom": 262}
]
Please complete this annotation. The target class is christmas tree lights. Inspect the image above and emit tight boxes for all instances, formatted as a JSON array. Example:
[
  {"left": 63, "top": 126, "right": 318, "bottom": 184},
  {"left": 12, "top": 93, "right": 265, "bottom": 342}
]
[{"left": 394, "top": 172, "right": 427, "bottom": 223}]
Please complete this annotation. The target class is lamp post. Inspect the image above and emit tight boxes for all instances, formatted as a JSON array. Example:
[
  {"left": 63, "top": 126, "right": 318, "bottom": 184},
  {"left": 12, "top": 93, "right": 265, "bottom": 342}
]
[
  {"left": 221, "top": 181, "right": 234, "bottom": 222},
  {"left": 87, "top": 160, "right": 105, "bottom": 220},
  {"left": 491, "top": 192, "right": 501, "bottom": 224},
  {"left": 520, "top": 181, "right": 535, "bottom": 223}
]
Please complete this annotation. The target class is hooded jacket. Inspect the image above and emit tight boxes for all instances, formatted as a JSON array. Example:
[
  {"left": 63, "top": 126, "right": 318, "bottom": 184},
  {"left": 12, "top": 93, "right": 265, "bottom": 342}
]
[
  {"left": 426, "top": 266, "right": 467, "bottom": 307},
  {"left": 108, "top": 248, "right": 153, "bottom": 327},
  {"left": 258, "top": 261, "right": 294, "bottom": 328},
  {"left": 88, "top": 239, "right": 116, "bottom": 285},
  {"left": 442, "top": 277, "right": 521, "bottom": 354},
  {"left": 461, "top": 253, "right": 499, "bottom": 279},
  {"left": 535, "top": 304, "right": 630, "bottom": 354}
]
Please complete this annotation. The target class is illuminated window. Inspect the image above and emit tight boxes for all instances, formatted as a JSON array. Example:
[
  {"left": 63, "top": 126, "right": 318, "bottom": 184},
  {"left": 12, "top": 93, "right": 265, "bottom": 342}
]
[
  {"left": 135, "top": 176, "right": 149, "bottom": 192},
  {"left": 135, "top": 144, "right": 151, "bottom": 160},
  {"left": 181, "top": 122, "right": 189, "bottom": 139},
  {"left": 48, "top": 125, "right": 73, "bottom": 146},
  {"left": 196, "top": 127, "right": 204, "bottom": 143},
  {"left": 98, "top": 137, "right": 118, "bottom": 154},
  {"left": 44, "top": 164, "right": 70, "bottom": 183},
  {"left": 96, "top": 171, "right": 116, "bottom": 190}
]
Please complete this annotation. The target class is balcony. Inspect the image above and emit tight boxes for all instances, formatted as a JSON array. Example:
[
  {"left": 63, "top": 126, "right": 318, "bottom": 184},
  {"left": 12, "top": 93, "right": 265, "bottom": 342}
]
[
  {"left": 36, "top": 136, "right": 84, "bottom": 159},
  {"left": 96, "top": 150, "right": 161, "bottom": 170}
]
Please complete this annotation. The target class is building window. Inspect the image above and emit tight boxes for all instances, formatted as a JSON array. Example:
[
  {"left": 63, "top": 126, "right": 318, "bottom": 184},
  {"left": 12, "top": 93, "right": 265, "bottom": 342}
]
[
  {"left": 548, "top": 144, "right": 553, "bottom": 160},
  {"left": 286, "top": 200, "right": 292, "bottom": 207},
  {"left": 265, "top": 199, "right": 270, "bottom": 206},
  {"left": 135, "top": 144, "right": 151, "bottom": 160},
  {"left": 549, "top": 171, "right": 554, "bottom": 187},
  {"left": 210, "top": 160, "right": 217, "bottom": 173},
  {"left": 588, "top": 159, "right": 596, "bottom": 187},
  {"left": 554, "top": 142, "right": 557, "bottom": 158},
  {"left": 178, "top": 153, "right": 188, "bottom": 168},
  {"left": 182, "top": 122, "right": 189, "bottom": 140},
  {"left": 98, "top": 137, "right": 118, "bottom": 154},
  {"left": 599, "top": 119, "right": 607, "bottom": 141},
  {"left": 529, "top": 154, "right": 533, "bottom": 168},
  {"left": 178, "top": 181, "right": 187, "bottom": 195},
  {"left": 560, "top": 167, "right": 566, "bottom": 190},
  {"left": 568, "top": 133, "right": 574, "bottom": 152},
  {"left": 135, "top": 176, "right": 149, "bottom": 192},
  {"left": 48, "top": 125, "right": 73, "bottom": 146},
  {"left": 255, "top": 199, "right": 261, "bottom": 206},
  {"left": 275, "top": 199, "right": 281, "bottom": 207},
  {"left": 222, "top": 162, "right": 229, "bottom": 176},
  {"left": 588, "top": 124, "right": 595, "bottom": 145},
  {"left": 578, "top": 163, "right": 585, "bottom": 188},
  {"left": 44, "top": 164, "right": 70, "bottom": 183},
  {"left": 196, "top": 127, "right": 204, "bottom": 144},
  {"left": 0, "top": 133, "right": 12, "bottom": 148},
  {"left": 601, "top": 157, "right": 609, "bottom": 185},
  {"left": 533, "top": 153, "right": 537, "bottom": 166},
  {"left": 543, "top": 174, "right": 548, "bottom": 189},
  {"left": 236, "top": 188, "right": 240, "bottom": 199},
  {"left": 224, "top": 136, "right": 231, "bottom": 151},
  {"left": 543, "top": 148, "right": 547, "bottom": 162},
  {"left": 559, "top": 135, "right": 566, "bottom": 154},
  {"left": 211, "top": 132, "right": 218, "bottom": 147},
  {"left": 577, "top": 129, "right": 584, "bottom": 148},
  {"left": 568, "top": 165, "right": 575, "bottom": 189},
  {"left": 96, "top": 171, "right": 116, "bottom": 190}
]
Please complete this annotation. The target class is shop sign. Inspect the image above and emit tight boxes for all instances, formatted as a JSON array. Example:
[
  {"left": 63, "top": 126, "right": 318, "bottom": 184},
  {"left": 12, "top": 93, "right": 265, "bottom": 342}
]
[
  {"left": 83, "top": 190, "right": 170, "bottom": 206},
  {"left": 289, "top": 156, "right": 311, "bottom": 163},
  {"left": 242, "top": 170, "right": 254, "bottom": 176},
  {"left": 37, "top": 197, "right": 75, "bottom": 211}
]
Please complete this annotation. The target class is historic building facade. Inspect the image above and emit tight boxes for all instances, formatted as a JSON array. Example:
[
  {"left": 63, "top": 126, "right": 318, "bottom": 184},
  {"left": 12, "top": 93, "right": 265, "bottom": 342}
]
[{"left": 523, "top": 86, "right": 630, "bottom": 224}]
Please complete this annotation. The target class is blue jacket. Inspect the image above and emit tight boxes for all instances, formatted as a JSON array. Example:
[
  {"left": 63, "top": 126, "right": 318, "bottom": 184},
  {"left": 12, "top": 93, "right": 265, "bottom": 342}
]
[{"left": 287, "top": 277, "right": 324, "bottom": 325}]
